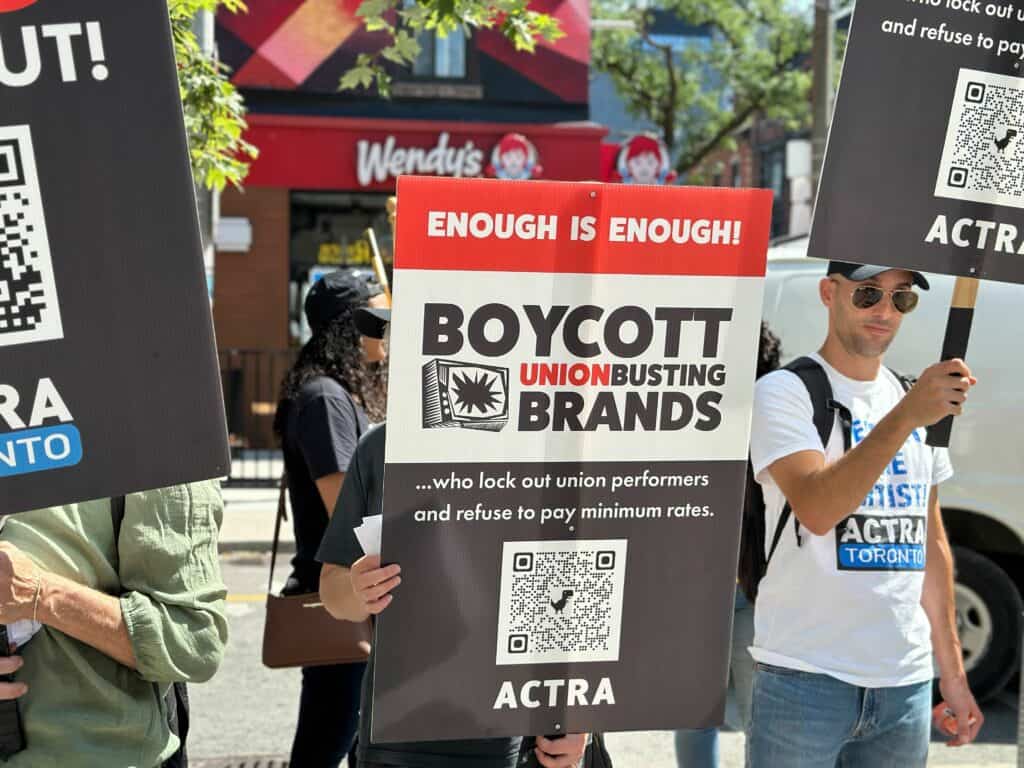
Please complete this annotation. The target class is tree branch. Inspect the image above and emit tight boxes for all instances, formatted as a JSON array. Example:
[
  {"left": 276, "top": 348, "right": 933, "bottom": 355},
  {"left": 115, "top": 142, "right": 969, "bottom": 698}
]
[
  {"left": 674, "top": 99, "right": 760, "bottom": 175},
  {"left": 639, "top": 26, "right": 677, "bottom": 150},
  {"left": 600, "top": 56, "right": 659, "bottom": 116},
  {"left": 675, "top": 42, "right": 808, "bottom": 175}
]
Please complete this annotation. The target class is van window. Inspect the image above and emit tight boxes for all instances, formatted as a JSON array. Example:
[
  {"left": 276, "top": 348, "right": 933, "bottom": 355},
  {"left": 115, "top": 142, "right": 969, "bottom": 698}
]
[{"left": 763, "top": 270, "right": 826, "bottom": 362}]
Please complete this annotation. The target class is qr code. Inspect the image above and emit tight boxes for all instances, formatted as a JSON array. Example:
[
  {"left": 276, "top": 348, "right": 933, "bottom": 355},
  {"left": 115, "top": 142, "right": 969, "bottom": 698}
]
[
  {"left": 0, "top": 124, "right": 62, "bottom": 347},
  {"left": 935, "top": 68, "right": 1024, "bottom": 209},
  {"left": 495, "top": 539, "right": 627, "bottom": 666}
]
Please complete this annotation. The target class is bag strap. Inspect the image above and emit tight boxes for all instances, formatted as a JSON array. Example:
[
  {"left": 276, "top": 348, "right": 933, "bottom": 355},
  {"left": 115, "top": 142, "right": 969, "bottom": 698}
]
[
  {"left": 111, "top": 495, "right": 126, "bottom": 575},
  {"left": 889, "top": 368, "right": 916, "bottom": 393},
  {"left": 111, "top": 495, "right": 126, "bottom": 543},
  {"left": 267, "top": 473, "right": 288, "bottom": 595},
  {"left": 766, "top": 357, "right": 846, "bottom": 563}
]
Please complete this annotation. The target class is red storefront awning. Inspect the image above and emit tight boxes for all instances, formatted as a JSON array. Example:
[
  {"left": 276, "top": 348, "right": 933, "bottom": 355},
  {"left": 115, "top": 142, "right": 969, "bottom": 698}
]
[{"left": 242, "top": 114, "right": 609, "bottom": 191}]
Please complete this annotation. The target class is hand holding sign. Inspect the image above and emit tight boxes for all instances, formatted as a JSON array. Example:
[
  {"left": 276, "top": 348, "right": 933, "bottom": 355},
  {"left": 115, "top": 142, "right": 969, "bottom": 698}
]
[
  {"left": 350, "top": 555, "right": 401, "bottom": 616},
  {"left": 898, "top": 359, "right": 977, "bottom": 429}
]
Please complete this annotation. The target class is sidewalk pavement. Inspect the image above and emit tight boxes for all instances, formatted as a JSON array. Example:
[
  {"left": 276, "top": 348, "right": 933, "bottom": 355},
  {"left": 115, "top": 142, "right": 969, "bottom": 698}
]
[{"left": 219, "top": 487, "right": 291, "bottom": 553}]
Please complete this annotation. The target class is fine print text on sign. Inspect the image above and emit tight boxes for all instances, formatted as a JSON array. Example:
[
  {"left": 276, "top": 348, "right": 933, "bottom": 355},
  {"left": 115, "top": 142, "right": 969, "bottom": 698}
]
[
  {"left": 811, "top": 0, "right": 1024, "bottom": 284},
  {"left": 1, "top": 0, "right": 229, "bottom": 513},
  {"left": 371, "top": 177, "right": 773, "bottom": 742}
]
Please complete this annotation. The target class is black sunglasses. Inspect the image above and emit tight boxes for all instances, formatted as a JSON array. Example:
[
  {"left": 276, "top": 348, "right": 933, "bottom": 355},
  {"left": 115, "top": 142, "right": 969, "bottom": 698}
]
[{"left": 850, "top": 285, "right": 919, "bottom": 314}]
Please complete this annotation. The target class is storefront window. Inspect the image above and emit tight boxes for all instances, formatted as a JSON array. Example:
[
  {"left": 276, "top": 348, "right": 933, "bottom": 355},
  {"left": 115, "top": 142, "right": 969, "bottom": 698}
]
[{"left": 289, "top": 191, "right": 394, "bottom": 345}]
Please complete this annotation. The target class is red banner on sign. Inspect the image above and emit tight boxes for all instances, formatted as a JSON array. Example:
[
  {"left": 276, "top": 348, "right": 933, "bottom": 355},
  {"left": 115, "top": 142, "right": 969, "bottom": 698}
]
[
  {"left": 395, "top": 177, "right": 773, "bottom": 277},
  {"left": 0, "top": 0, "right": 37, "bottom": 11}
]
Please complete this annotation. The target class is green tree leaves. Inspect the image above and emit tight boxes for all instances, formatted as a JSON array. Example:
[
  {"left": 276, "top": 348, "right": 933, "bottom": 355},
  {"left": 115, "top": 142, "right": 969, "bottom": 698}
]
[
  {"left": 344, "top": 0, "right": 565, "bottom": 93},
  {"left": 592, "top": 0, "right": 813, "bottom": 177},
  {"left": 169, "top": 0, "right": 258, "bottom": 190}
]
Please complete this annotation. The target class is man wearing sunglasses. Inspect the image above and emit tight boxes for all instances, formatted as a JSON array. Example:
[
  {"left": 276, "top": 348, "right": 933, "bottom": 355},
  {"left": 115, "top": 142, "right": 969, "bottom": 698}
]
[{"left": 745, "top": 261, "right": 983, "bottom": 767}]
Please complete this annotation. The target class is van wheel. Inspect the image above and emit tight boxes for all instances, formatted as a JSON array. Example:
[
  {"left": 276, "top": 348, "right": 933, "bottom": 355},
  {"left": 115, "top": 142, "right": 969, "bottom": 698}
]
[{"left": 943, "top": 547, "right": 1023, "bottom": 703}]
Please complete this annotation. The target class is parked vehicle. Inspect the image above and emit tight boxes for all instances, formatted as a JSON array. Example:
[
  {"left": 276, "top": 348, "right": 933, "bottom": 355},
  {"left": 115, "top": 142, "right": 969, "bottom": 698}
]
[{"left": 764, "top": 239, "right": 1024, "bottom": 702}]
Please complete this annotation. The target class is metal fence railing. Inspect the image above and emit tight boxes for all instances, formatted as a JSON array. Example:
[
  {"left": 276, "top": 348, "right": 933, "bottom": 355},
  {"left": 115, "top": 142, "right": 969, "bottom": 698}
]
[{"left": 219, "top": 349, "right": 297, "bottom": 487}]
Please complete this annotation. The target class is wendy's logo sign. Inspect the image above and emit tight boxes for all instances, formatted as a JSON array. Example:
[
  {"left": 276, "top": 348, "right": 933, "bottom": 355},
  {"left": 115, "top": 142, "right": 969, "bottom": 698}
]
[
  {"left": 615, "top": 134, "right": 677, "bottom": 186},
  {"left": 487, "top": 133, "right": 542, "bottom": 181},
  {"left": 0, "top": 0, "right": 38, "bottom": 13}
]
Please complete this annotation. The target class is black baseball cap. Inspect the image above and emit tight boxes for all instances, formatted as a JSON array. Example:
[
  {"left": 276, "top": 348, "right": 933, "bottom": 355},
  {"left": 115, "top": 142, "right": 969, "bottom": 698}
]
[
  {"left": 826, "top": 261, "right": 930, "bottom": 290},
  {"left": 354, "top": 306, "right": 392, "bottom": 339},
  {"left": 304, "top": 270, "right": 382, "bottom": 334}
]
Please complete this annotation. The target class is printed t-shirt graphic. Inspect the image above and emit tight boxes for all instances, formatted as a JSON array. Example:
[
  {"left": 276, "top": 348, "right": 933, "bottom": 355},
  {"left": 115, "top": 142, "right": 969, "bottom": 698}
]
[{"left": 835, "top": 416, "right": 932, "bottom": 572}]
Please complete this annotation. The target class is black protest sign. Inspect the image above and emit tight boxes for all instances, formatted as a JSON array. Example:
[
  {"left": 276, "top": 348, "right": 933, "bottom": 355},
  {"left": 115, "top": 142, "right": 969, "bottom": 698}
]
[
  {"left": 370, "top": 177, "right": 772, "bottom": 741},
  {"left": 0, "top": 0, "right": 229, "bottom": 513},
  {"left": 810, "top": 0, "right": 1024, "bottom": 284}
]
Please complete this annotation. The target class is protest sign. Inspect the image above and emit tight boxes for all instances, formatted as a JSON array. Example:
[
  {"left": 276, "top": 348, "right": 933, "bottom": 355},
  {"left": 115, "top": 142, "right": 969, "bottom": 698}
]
[
  {"left": 371, "top": 176, "right": 772, "bottom": 741},
  {"left": 810, "top": 0, "right": 1024, "bottom": 285},
  {"left": 1, "top": 0, "right": 229, "bottom": 513}
]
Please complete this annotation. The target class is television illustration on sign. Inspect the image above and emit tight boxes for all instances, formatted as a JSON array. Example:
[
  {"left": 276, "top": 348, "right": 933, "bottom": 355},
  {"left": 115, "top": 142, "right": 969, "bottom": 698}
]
[{"left": 422, "top": 359, "right": 510, "bottom": 432}]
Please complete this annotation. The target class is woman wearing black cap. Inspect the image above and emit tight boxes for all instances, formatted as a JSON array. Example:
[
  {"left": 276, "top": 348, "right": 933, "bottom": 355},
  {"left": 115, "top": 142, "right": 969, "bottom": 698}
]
[{"left": 273, "top": 269, "right": 389, "bottom": 768}]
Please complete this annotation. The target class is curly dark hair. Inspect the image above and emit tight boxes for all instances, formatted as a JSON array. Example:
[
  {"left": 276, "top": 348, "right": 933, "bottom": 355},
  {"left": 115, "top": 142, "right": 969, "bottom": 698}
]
[
  {"left": 757, "top": 321, "right": 783, "bottom": 380},
  {"left": 273, "top": 305, "right": 388, "bottom": 438}
]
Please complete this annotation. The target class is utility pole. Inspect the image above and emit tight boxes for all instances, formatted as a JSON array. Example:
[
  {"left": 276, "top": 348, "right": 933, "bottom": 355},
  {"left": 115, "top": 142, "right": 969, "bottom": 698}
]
[
  {"left": 811, "top": 0, "right": 834, "bottom": 192},
  {"left": 193, "top": 9, "right": 219, "bottom": 305}
]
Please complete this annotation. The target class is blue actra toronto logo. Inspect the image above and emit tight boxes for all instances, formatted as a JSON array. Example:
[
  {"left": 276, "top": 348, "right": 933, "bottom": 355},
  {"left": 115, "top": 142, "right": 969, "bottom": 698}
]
[
  {"left": 0, "top": 377, "right": 82, "bottom": 477},
  {"left": 835, "top": 513, "right": 927, "bottom": 571}
]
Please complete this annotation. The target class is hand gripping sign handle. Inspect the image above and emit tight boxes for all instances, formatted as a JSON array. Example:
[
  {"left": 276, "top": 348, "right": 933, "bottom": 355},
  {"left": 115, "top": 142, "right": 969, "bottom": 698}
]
[{"left": 927, "top": 277, "right": 979, "bottom": 448}]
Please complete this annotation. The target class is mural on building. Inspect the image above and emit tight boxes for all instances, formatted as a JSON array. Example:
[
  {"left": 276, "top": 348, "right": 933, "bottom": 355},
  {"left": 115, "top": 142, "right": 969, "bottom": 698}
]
[{"left": 216, "top": 0, "right": 589, "bottom": 105}]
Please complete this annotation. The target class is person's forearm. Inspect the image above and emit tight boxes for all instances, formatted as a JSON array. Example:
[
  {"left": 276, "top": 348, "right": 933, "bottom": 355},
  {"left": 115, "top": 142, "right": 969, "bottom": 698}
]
[
  {"left": 923, "top": 520, "right": 965, "bottom": 681},
  {"left": 320, "top": 564, "right": 371, "bottom": 623},
  {"left": 36, "top": 571, "right": 137, "bottom": 669},
  {"left": 787, "top": 405, "right": 917, "bottom": 534}
]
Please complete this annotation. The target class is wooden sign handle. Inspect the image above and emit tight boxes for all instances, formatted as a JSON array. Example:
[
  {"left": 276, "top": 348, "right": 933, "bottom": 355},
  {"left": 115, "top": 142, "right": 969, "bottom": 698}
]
[
  {"left": 926, "top": 276, "right": 979, "bottom": 448},
  {"left": 365, "top": 227, "right": 392, "bottom": 306}
]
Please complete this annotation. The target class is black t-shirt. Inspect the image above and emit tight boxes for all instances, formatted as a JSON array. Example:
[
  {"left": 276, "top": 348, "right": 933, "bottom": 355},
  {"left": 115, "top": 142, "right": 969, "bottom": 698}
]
[
  {"left": 317, "top": 424, "right": 523, "bottom": 768},
  {"left": 281, "top": 377, "right": 367, "bottom": 592}
]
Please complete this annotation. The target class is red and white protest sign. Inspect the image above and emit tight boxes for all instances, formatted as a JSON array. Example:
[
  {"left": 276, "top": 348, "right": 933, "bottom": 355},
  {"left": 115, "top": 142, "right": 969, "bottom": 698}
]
[{"left": 372, "top": 177, "right": 772, "bottom": 742}]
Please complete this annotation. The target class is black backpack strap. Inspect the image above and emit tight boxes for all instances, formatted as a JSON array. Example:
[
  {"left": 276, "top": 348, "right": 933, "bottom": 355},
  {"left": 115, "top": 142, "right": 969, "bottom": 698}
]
[
  {"left": 785, "top": 357, "right": 836, "bottom": 450},
  {"left": 888, "top": 368, "right": 916, "bottom": 393},
  {"left": 766, "top": 357, "right": 847, "bottom": 562}
]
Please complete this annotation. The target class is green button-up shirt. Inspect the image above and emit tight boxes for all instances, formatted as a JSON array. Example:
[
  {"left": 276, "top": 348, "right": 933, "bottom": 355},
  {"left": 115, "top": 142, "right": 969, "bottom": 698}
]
[{"left": 1, "top": 481, "right": 228, "bottom": 768}]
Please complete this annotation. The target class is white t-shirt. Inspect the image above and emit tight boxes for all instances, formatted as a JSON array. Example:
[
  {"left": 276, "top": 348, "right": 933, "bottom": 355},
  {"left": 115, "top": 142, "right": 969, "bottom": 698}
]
[{"left": 749, "top": 353, "right": 953, "bottom": 688}]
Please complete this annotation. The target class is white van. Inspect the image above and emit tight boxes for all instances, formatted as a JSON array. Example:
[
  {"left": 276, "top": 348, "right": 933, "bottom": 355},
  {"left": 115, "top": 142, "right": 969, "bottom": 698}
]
[{"left": 764, "top": 238, "right": 1024, "bottom": 702}]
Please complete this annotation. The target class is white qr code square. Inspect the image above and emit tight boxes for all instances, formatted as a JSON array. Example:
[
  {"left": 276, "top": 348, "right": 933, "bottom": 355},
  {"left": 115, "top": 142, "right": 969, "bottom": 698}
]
[
  {"left": 935, "top": 68, "right": 1024, "bottom": 209},
  {"left": 0, "top": 125, "right": 62, "bottom": 348},
  {"left": 495, "top": 539, "right": 627, "bottom": 666}
]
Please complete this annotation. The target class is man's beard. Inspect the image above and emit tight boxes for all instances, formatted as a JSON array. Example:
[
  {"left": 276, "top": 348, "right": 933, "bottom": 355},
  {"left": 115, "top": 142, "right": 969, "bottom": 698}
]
[{"left": 837, "top": 322, "right": 894, "bottom": 359}]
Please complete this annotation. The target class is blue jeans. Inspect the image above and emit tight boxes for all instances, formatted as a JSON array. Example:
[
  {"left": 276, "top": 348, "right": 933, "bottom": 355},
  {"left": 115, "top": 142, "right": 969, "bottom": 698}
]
[
  {"left": 747, "top": 663, "right": 931, "bottom": 768},
  {"left": 675, "top": 589, "right": 756, "bottom": 768}
]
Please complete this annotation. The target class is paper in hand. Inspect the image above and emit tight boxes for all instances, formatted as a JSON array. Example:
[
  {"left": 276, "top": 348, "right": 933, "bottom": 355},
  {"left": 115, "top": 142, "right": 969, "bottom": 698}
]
[
  {"left": 7, "top": 620, "right": 41, "bottom": 648},
  {"left": 354, "top": 514, "right": 382, "bottom": 556}
]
